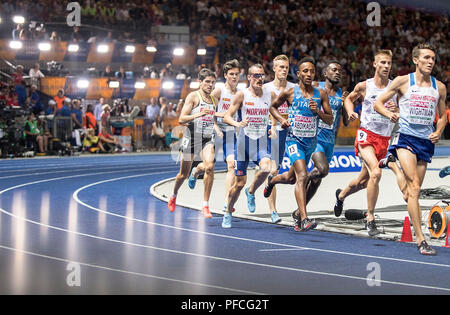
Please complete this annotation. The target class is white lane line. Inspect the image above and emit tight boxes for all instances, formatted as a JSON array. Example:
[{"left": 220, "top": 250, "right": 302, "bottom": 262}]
[
  {"left": 75, "top": 174, "right": 450, "bottom": 270},
  {"left": 1, "top": 172, "right": 450, "bottom": 292},
  {"left": 0, "top": 244, "right": 262, "bottom": 295},
  {"left": 0, "top": 164, "right": 177, "bottom": 180}
]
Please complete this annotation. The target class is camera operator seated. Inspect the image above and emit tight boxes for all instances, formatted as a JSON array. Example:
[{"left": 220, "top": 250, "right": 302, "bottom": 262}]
[
  {"left": 23, "top": 113, "right": 47, "bottom": 154},
  {"left": 82, "top": 128, "right": 104, "bottom": 153},
  {"left": 98, "top": 130, "right": 126, "bottom": 153}
]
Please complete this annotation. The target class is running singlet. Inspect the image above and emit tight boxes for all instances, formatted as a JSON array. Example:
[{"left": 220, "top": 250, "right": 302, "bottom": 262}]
[
  {"left": 187, "top": 91, "right": 215, "bottom": 137},
  {"left": 216, "top": 85, "right": 237, "bottom": 132},
  {"left": 286, "top": 86, "right": 322, "bottom": 146},
  {"left": 238, "top": 87, "right": 271, "bottom": 140},
  {"left": 264, "top": 81, "right": 296, "bottom": 130},
  {"left": 317, "top": 81, "right": 343, "bottom": 144},
  {"left": 360, "top": 78, "right": 396, "bottom": 137},
  {"left": 398, "top": 73, "right": 439, "bottom": 140}
]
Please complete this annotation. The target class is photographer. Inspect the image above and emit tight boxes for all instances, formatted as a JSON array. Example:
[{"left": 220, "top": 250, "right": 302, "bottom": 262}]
[{"left": 23, "top": 113, "right": 43, "bottom": 152}]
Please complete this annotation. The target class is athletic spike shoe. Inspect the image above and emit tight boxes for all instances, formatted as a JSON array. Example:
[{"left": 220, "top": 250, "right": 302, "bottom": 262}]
[
  {"left": 201, "top": 205, "right": 212, "bottom": 219},
  {"left": 188, "top": 167, "right": 197, "bottom": 189},
  {"left": 366, "top": 220, "right": 381, "bottom": 237},
  {"left": 294, "top": 217, "right": 317, "bottom": 232},
  {"left": 263, "top": 175, "right": 275, "bottom": 198},
  {"left": 378, "top": 153, "right": 396, "bottom": 169},
  {"left": 168, "top": 196, "right": 176, "bottom": 212},
  {"left": 245, "top": 187, "right": 256, "bottom": 213},
  {"left": 439, "top": 166, "right": 450, "bottom": 178},
  {"left": 222, "top": 212, "right": 232, "bottom": 228},
  {"left": 271, "top": 211, "right": 282, "bottom": 224},
  {"left": 417, "top": 240, "right": 436, "bottom": 256},
  {"left": 334, "top": 189, "right": 344, "bottom": 217}
]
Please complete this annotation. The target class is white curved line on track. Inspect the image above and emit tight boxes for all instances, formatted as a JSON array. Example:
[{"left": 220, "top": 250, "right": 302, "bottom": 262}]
[{"left": 1, "top": 170, "right": 450, "bottom": 292}]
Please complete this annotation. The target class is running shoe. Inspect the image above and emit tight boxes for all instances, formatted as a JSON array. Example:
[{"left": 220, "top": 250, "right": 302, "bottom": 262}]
[
  {"left": 222, "top": 212, "right": 232, "bottom": 228},
  {"left": 245, "top": 187, "right": 256, "bottom": 213},
  {"left": 417, "top": 240, "right": 436, "bottom": 256},
  {"left": 378, "top": 153, "right": 396, "bottom": 169},
  {"left": 168, "top": 195, "right": 176, "bottom": 212},
  {"left": 201, "top": 205, "right": 212, "bottom": 218},
  {"left": 263, "top": 175, "right": 275, "bottom": 198},
  {"left": 188, "top": 167, "right": 197, "bottom": 189},
  {"left": 439, "top": 166, "right": 450, "bottom": 178},
  {"left": 366, "top": 219, "right": 381, "bottom": 237},
  {"left": 294, "top": 217, "right": 318, "bottom": 232},
  {"left": 334, "top": 189, "right": 344, "bottom": 217},
  {"left": 271, "top": 211, "right": 282, "bottom": 224}
]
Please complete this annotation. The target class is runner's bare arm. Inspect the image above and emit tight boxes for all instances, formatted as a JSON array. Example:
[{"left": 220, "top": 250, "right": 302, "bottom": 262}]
[
  {"left": 178, "top": 92, "right": 207, "bottom": 124},
  {"left": 374, "top": 75, "right": 408, "bottom": 123},
  {"left": 314, "top": 89, "right": 333, "bottom": 125},
  {"left": 429, "top": 80, "right": 448, "bottom": 143},
  {"left": 270, "top": 88, "right": 292, "bottom": 128},
  {"left": 344, "top": 81, "right": 365, "bottom": 121},
  {"left": 341, "top": 90, "right": 350, "bottom": 126},
  {"left": 224, "top": 91, "right": 246, "bottom": 127}
]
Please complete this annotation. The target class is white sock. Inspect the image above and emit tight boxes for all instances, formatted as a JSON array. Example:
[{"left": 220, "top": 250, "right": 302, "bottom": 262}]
[
  {"left": 203, "top": 201, "right": 208, "bottom": 207},
  {"left": 172, "top": 194, "right": 177, "bottom": 198}
]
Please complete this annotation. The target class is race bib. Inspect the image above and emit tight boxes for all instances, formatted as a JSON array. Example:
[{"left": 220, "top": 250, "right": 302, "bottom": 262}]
[
  {"left": 292, "top": 115, "right": 317, "bottom": 138},
  {"left": 407, "top": 94, "right": 436, "bottom": 125},
  {"left": 244, "top": 116, "right": 268, "bottom": 139},
  {"left": 287, "top": 144, "right": 299, "bottom": 156},
  {"left": 195, "top": 107, "right": 215, "bottom": 135},
  {"left": 357, "top": 129, "right": 367, "bottom": 142}
]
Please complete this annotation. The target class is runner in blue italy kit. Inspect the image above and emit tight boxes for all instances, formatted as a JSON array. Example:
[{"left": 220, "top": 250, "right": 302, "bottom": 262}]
[
  {"left": 304, "top": 61, "right": 349, "bottom": 205},
  {"left": 267, "top": 57, "right": 333, "bottom": 232},
  {"left": 374, "top": 43, "right": 448, "bottom": 256}
]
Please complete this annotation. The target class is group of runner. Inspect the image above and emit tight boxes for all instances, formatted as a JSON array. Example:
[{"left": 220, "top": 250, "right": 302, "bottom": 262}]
[{"left": 166, "top": 43, "right": 447, "bottom": 256}]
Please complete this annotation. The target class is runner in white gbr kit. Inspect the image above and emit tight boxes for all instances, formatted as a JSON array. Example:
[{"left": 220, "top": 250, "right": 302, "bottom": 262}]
[{"left": 374, "top": 43, "right": 447, "bottom": 256}]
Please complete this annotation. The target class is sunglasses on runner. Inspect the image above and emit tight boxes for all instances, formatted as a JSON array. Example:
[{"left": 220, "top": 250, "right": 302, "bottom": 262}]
[{"left": 251, "top": 73, "right": 265, "bottom": 80}]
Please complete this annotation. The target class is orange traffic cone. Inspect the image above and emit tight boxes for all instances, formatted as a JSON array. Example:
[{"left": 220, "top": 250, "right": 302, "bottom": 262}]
[
  {"left": 400, "top": 216, "right": 413, "bottom": 242},
  {"left": 444, "top": 231, "right": 450, "bottom": 248}
]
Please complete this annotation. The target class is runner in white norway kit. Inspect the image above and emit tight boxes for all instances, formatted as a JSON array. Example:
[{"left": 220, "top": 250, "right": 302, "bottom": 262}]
[
  {"left": 222, "top": 63, "right": 276, "bottom": 228},
  {"left": 188, "top": 60, "right": 241, "bottom": 214},
  {"left": 374, "top": 43, "right": 447, "bottom": 256},
  {"left": 263, "top": 54, "right": 296, "bottom": 224},
  {"left": 334, "top": 50, "right": 407, "bottom": 237}
]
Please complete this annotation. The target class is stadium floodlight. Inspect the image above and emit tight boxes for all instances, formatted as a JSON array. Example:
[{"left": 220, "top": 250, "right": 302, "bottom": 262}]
[
  {"left": 134, "top": 81, "right": 145, "bottom": 89},
  {"left": 13, "top": 16, "right": 25, "bottom": 24},
  {"left": 9, "top": 40, "right": 23, "bottom": 50},
  {"left": 237, "top": 82, "right": 247, "bottom": 90},
  {"left": 173, "top": 48, "right": 184, "bottom": 56},
  {"left": 162, "top": 81, "right": 174, "bottom": 90},
  {"left": 77, "top": 79, "right": 89, "bottom": 89},
  {"left": 197, "top": 48, "right": 207, "bottom": 56},
  {"left": 38, "top": 42, "right": 51, "bottom": 51},
  {"left": 97, "top": 44, "right": 109, "bottom": 53},
  {"left": 146, "top": 46, "right": 157, "bottom": 53},
  {"left": 189, "top": 81, "right": 200, "bottom": 89},
  {"left": 125, "top": 45, "right": 135, "bottom": 53},
  {"left": 109, "top": 81, "right": 120, "bottom": 88},
  {"left": 68, "top": 44, "right": 79, "bottom": 52}
]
